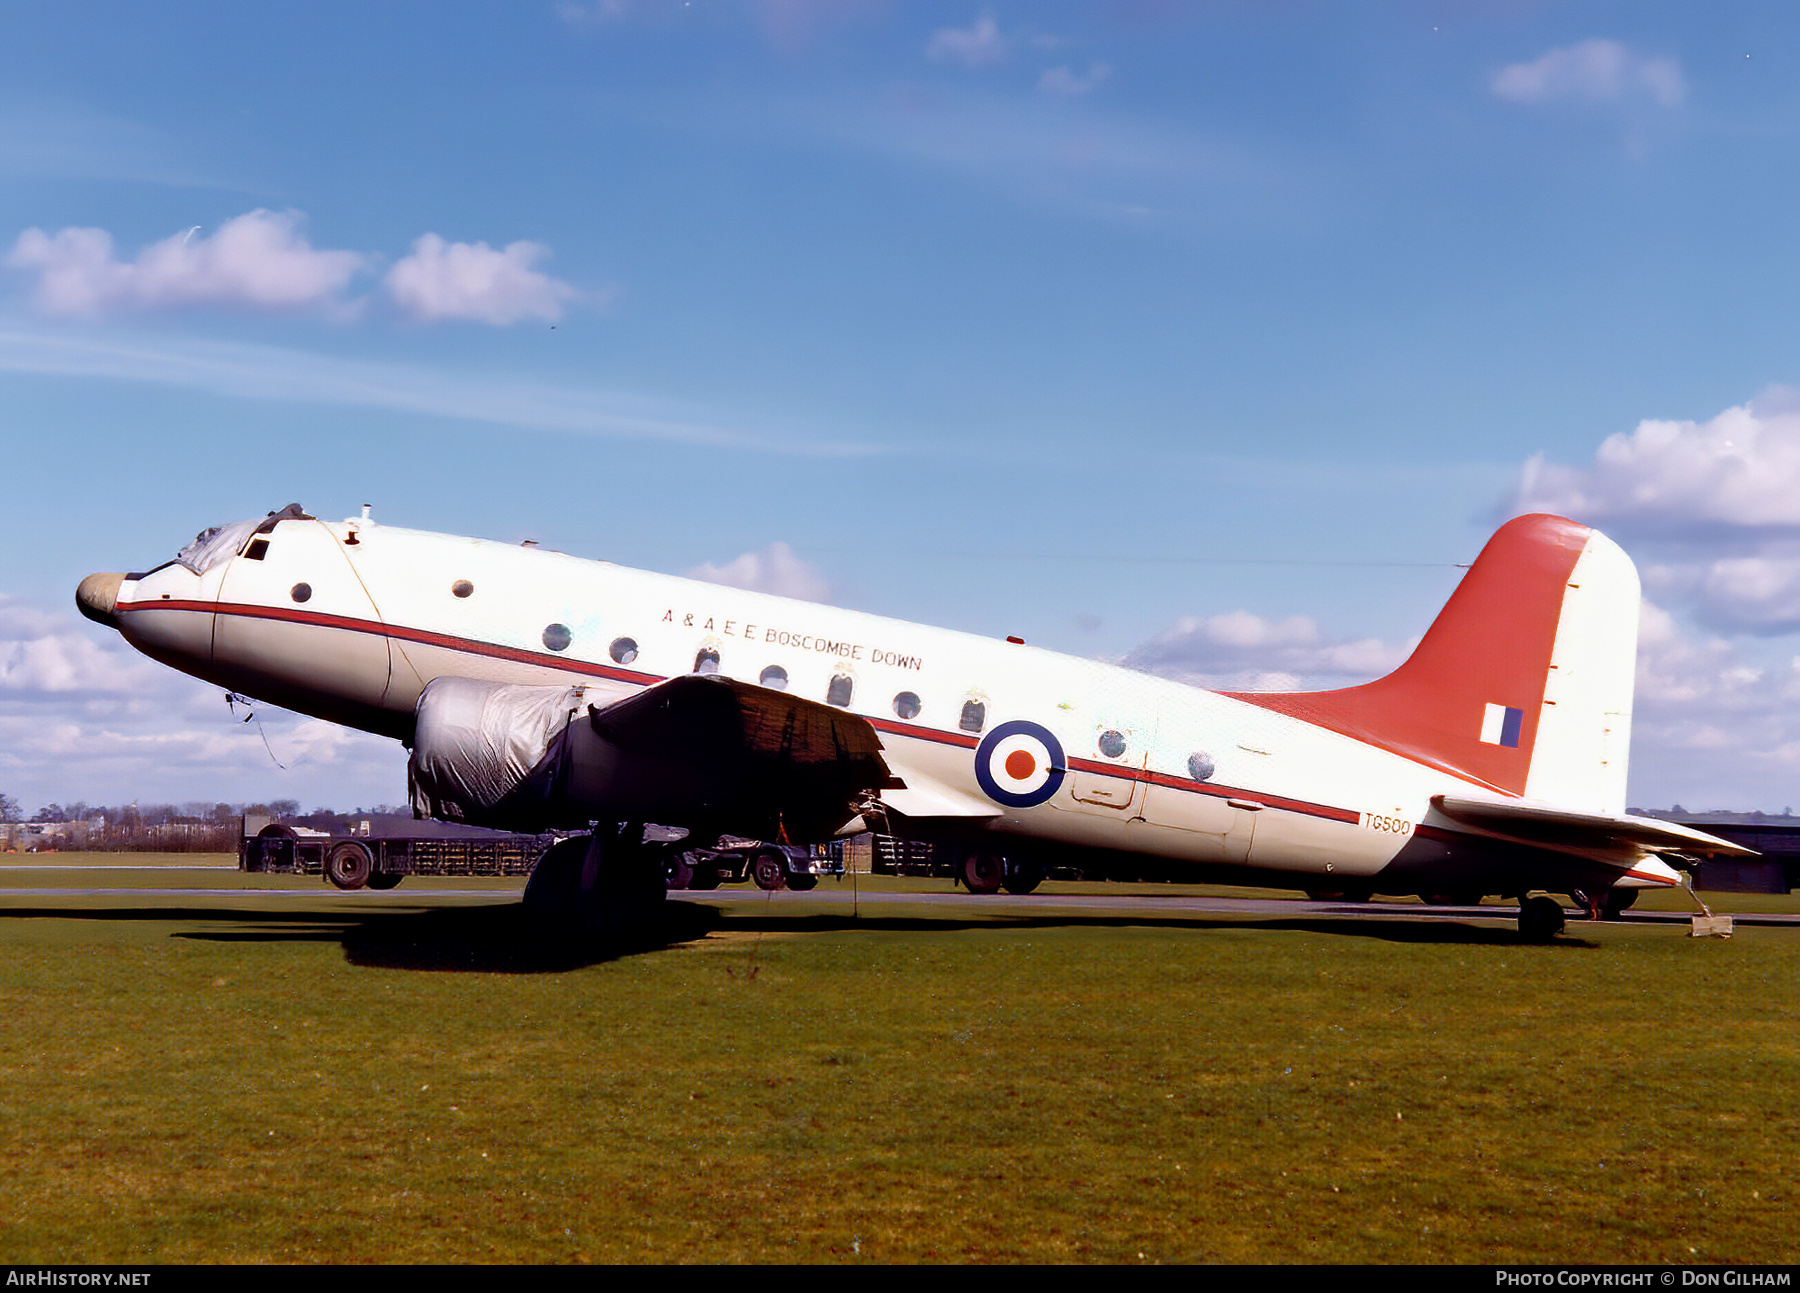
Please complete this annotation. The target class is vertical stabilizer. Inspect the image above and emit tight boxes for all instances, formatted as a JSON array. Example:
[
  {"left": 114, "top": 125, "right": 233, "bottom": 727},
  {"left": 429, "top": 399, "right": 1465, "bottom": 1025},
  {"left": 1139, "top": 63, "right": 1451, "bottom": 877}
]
[{"left": 1223, "top": 514, "right": 1639, "bottom": 809}]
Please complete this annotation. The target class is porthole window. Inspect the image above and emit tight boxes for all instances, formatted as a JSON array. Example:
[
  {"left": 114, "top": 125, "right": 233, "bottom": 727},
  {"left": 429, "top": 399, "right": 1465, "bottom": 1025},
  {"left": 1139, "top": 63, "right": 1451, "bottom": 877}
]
[
  {"left": 694, "top": 647, "right": 721, "bottom": 675},
  {"left": 290, "top": 582, "right": 312, "bottom": 604},
  {"left": 826, "top": 673, "right": 854, "bottom": 708},
  {"left": 1187, "top": 752, "right": 1216, "bottom": 782},
  {"left": 451, "top": 579, "right": 474, "bottom": 598},
  {"left": 542, "top": 623, "right": 572, "bottom": 652},
  {"left": 1098, "top": 730, "right": 1127, "bottom": 759},
  {"left": 959, "top": 699, "right": 986, "bottom": 733},
  {"left": 609, "top": 637, "right": 638, "bottom": 665},
  {"left": 759, "top": 664, "right": 788, "bottom": 690},
  {"left": 893, "top": 691, "right": 922, "bottom": 720}
]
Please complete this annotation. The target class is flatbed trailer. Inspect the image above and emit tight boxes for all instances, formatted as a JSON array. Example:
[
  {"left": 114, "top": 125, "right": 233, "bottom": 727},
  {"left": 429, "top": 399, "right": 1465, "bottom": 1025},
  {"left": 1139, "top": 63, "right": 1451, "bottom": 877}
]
[{"left": 239, "top": 822, "right": 554, "bottom": 890}]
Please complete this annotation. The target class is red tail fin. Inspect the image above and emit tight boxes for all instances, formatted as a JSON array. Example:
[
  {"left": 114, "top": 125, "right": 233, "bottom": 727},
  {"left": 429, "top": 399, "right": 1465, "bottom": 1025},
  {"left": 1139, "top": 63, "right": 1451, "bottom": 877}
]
[{"left": 1223, "top": 515, "right": 1606, "bottom": 797}]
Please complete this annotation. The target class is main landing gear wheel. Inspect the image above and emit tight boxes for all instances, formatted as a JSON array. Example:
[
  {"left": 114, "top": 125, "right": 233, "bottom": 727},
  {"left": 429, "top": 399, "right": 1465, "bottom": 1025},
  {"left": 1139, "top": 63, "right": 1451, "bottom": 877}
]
[
  {"left": 525, "top": 825, "right": 666, "bottom": 936},
  {"left": 961, "top": 852, "right": 1004, "bottom": 895},
  {"left": 665, "top": 853, "right": 696, "bottom": 891},
  {"left": 1518, "top": 895, "right": 1566, "bottom": 942},
  {"left": 325, "top": 841, "right": 373, "bottom": 891},
  {"left": 752, "top": 850, "right": 788, "bottom": 891},
  {"left": 1001, "top": 859, "right": 1044, "bottom": 895}
]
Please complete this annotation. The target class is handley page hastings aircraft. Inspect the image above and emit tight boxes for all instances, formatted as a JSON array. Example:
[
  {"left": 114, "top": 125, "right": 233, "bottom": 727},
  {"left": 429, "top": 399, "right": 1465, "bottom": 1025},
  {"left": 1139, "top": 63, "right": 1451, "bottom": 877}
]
[{"left": 77, "top": 505, "right": 1749, "bottom": 940}]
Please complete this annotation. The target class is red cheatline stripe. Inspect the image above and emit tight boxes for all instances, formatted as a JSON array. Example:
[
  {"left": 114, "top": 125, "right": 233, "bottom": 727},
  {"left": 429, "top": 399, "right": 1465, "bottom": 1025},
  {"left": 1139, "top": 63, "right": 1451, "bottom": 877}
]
[{"left": 124, "top": 598, "right": 1370, "bottom": 830}]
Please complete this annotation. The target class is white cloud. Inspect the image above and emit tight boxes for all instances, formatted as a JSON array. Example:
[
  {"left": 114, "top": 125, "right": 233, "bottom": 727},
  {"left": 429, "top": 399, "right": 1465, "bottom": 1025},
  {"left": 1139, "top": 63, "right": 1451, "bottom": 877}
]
[
  {"left": 6, "top": 210, "right": 366, "bottom": 317},
  {"left": 1510, "top": 400, "right": 1800, "bottom": 536},
  {"left": 686, "top": 542, "right": 833, "bottom": 603},
  {"left": 383, "top": 233, "right": 580, "bottom": 325},
  {"left": 1492, "top": 39, "right": 1685, "bottom": 109},
  {"left": 1038, "top": 63, "right": 1111, "bottom": 97},
  {"left": 7, "top": 212, "right": 586, "bottom": 327},
  {"left": 927, "top": 15, "right": 1007, "bottom": 68},
  {"left": 1509, "top": 398, "right": 1800, "bottom": 632},
  {"left": 1122, "top": 609, "right": 1411, "bottom": 692}
]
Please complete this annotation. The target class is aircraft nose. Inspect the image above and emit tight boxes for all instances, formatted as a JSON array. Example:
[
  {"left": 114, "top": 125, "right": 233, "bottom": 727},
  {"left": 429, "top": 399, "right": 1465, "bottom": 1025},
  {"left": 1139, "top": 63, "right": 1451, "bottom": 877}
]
[{"left": 76, "top": 572, "right": 125, "bottom": 628}]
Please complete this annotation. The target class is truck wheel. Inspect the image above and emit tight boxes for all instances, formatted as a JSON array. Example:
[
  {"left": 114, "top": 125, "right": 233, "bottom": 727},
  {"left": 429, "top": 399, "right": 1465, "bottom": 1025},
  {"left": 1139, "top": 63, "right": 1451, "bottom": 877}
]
[
  {"left": 367, "top": 872, "right": 403, "bottom": 891},
  {"left": 787, "top": 873, "right": 819, "bottom": 892},
  {"left": 752, "top": 850, "right": 788, "bottom": 891},
  {"left": 325, "top": 842, "right": 373, "bottom": 891},
  {"left": 962, "top": 852, "right": 1004, "bottom": 895}
]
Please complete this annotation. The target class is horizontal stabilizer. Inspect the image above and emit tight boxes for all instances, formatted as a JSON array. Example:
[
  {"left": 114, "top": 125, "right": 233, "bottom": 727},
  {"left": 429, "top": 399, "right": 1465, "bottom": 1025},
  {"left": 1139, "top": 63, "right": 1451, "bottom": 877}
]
[{"left": 1432, "top": 795, "right": 1754, "bottom": 859}]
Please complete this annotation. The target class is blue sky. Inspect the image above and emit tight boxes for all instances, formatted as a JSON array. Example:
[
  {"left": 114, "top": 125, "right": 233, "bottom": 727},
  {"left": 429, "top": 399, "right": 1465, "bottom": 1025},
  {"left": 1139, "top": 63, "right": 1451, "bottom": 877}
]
[{"left": 7, "top": 1, "right": 1800, "bottom": 815}]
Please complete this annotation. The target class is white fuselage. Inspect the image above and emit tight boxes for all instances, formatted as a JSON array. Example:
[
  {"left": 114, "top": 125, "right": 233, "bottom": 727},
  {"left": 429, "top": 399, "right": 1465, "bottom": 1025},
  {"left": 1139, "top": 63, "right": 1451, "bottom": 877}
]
[{"left": 109, "top": 515, "right": 1524, "bottom": 884}]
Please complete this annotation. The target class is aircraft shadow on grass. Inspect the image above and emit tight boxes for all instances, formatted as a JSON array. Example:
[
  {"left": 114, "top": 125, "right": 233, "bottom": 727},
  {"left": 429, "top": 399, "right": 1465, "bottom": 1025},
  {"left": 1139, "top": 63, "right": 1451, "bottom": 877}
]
[{"left": 0, "top": 898, "right": 1599, "bottom": 971}]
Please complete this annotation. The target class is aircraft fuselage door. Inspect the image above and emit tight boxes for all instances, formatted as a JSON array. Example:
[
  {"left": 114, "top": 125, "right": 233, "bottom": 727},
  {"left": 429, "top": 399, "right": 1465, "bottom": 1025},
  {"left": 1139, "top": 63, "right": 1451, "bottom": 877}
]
[{"left": 1066, "top": 724, "right": 1149, "bottom": 814}]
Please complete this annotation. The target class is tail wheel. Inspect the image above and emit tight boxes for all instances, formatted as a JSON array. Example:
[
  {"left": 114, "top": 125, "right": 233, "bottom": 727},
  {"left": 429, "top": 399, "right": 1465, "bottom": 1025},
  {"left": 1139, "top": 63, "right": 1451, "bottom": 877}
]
[
  {"left": 325, "top": 842, "right": 373, "bottom": 891},
  {"left": 1605, "top": 888, "right": 1639, "bottom": 917},
  {"left": 961, "top": 852, "right": 1004, "bottom": 895},
  {"left": 752, "top": 850, "right": 788, "bottom": 891}
]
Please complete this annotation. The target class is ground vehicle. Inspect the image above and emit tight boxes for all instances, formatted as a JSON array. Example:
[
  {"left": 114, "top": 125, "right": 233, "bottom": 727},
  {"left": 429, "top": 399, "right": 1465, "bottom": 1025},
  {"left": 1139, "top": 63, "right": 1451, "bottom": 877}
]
[
  {"left": 866, "top": 832, "right": 1046, "bottom": 894},
  {"left": 665, "top": 837, "right": 843, "bottom": 892},
  {"left": 240, "top": 819, "right": 552, "bottom": 890}
]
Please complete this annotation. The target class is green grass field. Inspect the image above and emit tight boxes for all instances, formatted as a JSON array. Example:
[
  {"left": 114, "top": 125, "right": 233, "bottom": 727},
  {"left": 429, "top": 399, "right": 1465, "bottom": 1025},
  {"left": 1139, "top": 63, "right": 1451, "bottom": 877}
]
[{"left": 0, "top": 860, "right": 1795, "bottom": 1263}]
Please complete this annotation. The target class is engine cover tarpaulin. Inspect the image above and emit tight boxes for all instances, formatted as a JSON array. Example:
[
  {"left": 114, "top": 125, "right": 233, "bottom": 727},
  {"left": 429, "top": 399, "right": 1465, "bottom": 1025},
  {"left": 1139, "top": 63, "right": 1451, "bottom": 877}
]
[
  {"left": 409, "top": 676, "right": 585, "bottom": 825},
  {"left": 408, "top": 671, "right": 895, "bottom": 839}
]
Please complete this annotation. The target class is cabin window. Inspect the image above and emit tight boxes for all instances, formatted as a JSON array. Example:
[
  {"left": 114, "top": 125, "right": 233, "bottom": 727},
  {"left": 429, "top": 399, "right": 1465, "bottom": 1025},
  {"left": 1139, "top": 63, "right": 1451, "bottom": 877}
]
[
  {"left": 892, "top": 691, "right": 922, "bottom": 720},
  {"left": 1098, "top": 730, "right": 1127, "bottom": 759},
  {"left": 290, "top": 583, "right": 312, "bottom": 604},
  {"left": 451, "top": 579, "right": 474, "bottom": 598},
  {"left": 609, "top": 637, "right": 638, "bottom": 665},
  {"left": 694, "top": 647, "right": 721, "bottom": 675},
  {"left": 1187, "top": 752, "right": 1216, "bottom": 782},
  {"left": 958, "top": 700, "right": 986, "bottom": 733},
  {"left": 244, "top": 539, "right": 270, "bottom": 562},
  {"left": 826, "top": 674, "right": 854, "bottom": 708},
  {"left": 542, "top": 623, "right": 572, "bottom": 652},
  {"left": 759, "top": 665, "right": 788, "bottom": 690}
]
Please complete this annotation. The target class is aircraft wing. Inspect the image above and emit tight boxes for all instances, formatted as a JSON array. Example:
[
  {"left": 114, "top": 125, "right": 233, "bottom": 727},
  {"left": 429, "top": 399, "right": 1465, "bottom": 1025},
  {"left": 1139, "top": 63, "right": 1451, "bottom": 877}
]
[
  {"left": 578, "top": 673, "right": 896, "bottom": 841},
  {"left": 1431, "top": 795, "right": 1755, "bottom": 860},
  {"left": 874, "top": 764, "right": 1003, "bottom": 820}
]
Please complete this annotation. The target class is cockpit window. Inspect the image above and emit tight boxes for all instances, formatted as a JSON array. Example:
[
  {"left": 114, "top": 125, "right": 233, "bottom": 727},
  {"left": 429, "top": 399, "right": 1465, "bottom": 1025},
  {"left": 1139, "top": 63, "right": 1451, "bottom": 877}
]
[
  {"left": 176, "top": 520, "right": 260, "bottom": 575},
  {"left": 174, "top": 504, "right": 314, "bottom": 576}
]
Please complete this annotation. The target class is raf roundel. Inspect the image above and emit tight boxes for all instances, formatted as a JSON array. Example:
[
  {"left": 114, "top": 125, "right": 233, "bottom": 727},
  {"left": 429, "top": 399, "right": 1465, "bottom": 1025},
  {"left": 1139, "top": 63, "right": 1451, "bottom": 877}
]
[{"left": 974, "top": 720, "right": 1067, "bottom": 808}]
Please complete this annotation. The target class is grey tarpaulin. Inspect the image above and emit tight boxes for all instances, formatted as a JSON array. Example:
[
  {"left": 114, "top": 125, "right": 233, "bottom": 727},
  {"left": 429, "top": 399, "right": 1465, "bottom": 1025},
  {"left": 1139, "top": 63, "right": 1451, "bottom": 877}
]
[{"left": 409, "top": 676, "right": 586, "bottom": 824}]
